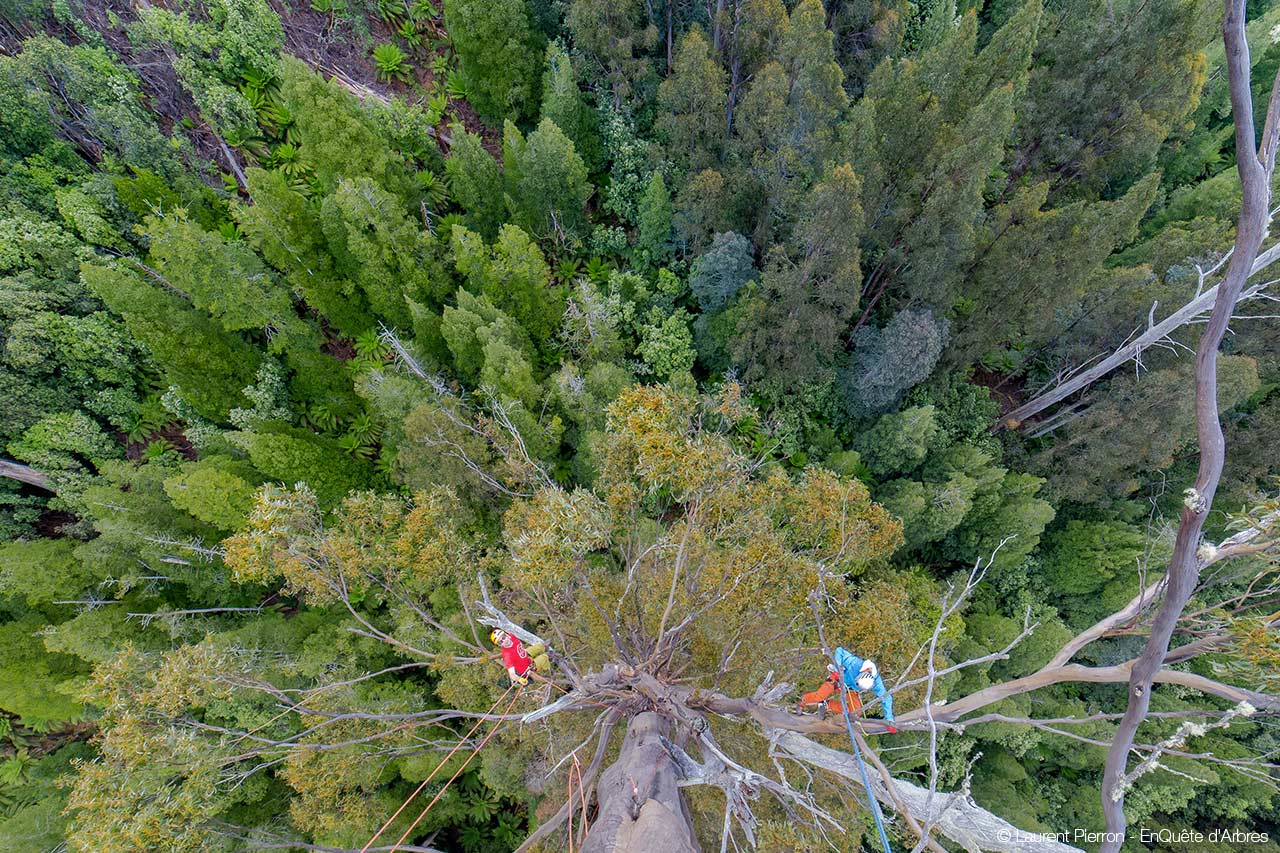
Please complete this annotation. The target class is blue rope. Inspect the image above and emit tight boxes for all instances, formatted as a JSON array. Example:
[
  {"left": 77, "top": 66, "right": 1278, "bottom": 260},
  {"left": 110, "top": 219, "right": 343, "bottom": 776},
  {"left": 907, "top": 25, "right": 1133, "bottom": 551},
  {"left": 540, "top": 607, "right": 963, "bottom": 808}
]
[{"left": 836, "top": 674, "right": 893, "bottom": 853}]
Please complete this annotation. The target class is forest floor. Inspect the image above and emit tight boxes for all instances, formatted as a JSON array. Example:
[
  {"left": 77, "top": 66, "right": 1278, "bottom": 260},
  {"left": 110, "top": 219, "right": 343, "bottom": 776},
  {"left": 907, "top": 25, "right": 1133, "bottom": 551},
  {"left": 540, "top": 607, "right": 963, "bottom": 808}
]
[
  {"left": 267, "top": 0, "right": 499, "bottom": 154},
  {"left": 0, "top": 0, "right": 499, "bottom": 174}
]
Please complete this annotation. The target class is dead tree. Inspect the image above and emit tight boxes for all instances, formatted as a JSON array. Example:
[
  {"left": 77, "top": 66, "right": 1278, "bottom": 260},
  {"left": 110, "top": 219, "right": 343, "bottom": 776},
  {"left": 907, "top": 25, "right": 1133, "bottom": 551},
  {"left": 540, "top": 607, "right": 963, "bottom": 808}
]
[
  {"left": 999, "top": 241, "right": 1280, "bottom": 429},
  {"left": 1097, "top": 3, "right": 1280, "bottom": 846}
]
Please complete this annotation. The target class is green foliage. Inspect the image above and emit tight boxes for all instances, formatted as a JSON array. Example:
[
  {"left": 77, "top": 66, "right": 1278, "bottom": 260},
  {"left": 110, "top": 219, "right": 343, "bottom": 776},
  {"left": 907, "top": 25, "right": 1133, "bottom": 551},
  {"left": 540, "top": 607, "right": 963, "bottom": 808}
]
[
  {"left": 635, "top": 171, "right": 673, "bottom": 261},
  {"left": 320, "top": 176, "right": 442, "bottom": 328},
  {"left": 688, "top": 231, "right": 756, "bottom": 313},
  {"left": 1035, "top": 355, "right": 1260, "bottom": 503},
  {"left": 3, "top": 2, "right": 1279, "bottom": 849},
  {"left": 236, "top": 167, "right": 374, "bottom": 335},
  {"left": 129, "top": 0, "right": 284, "bottom": 137},
  {"left": 0, "top": 616, "right": 86, "bottom": 725},
  {"left": 636, "top": 309, "right": 695, "bottom": 380},
  {"left": 851, "top": 5, "right": 1031, "bottom": 308},
  {"left": 732, "top": 164, "right": 864, "bottom": 385},
  {"left": 1012, "top": 0, "right": 1211, "bottom": 198},
  {"left": 444, "top": 0, "right": 543, "bottom": 122},
  {"left": 540, "top": 41, "right": 602, "bottom": 172},
  {"left": 231, "top": 425, "right": 374, "bottom": 508},
  {"left": 565, "top": 0, "right": 657, "bottom": 105},
  {"left": 444, "top": 126, "right": 506, "bottom": 239},
  {"left": 82, "top": 264, "right": 260, "bottom": 421},
  {"left": 441, "top": 291, "right": 536, "bottom": 392},
  {"left": 1, "top": 300, "right": 141, "bottom": 445},
  {"left": 950, "top": 173, "right": 1159, "bottom": 364},
  {"left": 163, "top": 458, "right": 260, "bottom": 531},
  {"left": 0, "top": 538, "right": 93, "bottom": 607},
  {"left": 8, "top": 412, "right": 120, "bottom": 511},
  {"left": 451, "top": 224, "right": 563, "bottom": 354},
  {"left": 854, "top": 405, "right": 941, "bottom": 478},
  {"left": 598, "top": 105, "right": 652, "bottom": 226},
  {"left": 656, "top": 27, "right": 727, "bottom": 177},
  {"left": 841, "top": 309, "right": 949, "bottom": 419},
  {"left": 4, "top": 36, "right": 180, "bottom": 176},
  {"left": 146, "top": 211, "right": 298, "bottom": 338},
  {"left": 502, "top": 118, "right": 592, "bottom": 244},
  {"left": 372, "top": 42, "right": 413, "bottom": 83},
  {"left": 276, "top": 57, "right": 416, "bottom": 199}
]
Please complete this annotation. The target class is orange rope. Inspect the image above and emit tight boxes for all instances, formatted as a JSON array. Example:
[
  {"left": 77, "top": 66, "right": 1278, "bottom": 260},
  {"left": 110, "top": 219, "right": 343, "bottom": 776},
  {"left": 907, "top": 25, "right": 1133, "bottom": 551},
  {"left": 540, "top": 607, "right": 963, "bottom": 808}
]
[
  {"left": 565, "top": 748, "right": 591, "bottom": 853},
  {"left": 567, "top": 754, "right": 576, "bottom": 853},
  {"left": 573, "top": 753, "right": 588, "bottom": 848},
  {"left": 387, "top": 686, "right": 524, "bottom": 853},
  {"left": 360, "top": 683, "right": 516, "bottom": 853}
]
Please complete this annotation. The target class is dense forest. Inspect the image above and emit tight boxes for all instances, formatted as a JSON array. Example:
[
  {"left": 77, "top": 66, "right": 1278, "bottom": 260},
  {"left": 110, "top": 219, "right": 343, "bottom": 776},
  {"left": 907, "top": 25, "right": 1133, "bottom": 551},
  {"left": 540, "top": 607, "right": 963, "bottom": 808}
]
[{"left": 2, "top": 0, "right": 1280, "bottom": 850}]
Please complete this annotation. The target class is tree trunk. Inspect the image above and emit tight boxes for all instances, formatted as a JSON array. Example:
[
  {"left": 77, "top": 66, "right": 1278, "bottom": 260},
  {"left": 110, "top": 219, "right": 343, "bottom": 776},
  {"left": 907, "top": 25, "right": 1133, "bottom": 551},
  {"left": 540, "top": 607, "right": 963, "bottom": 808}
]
[
  {"left": 998, "top": 240, "right": 1280, "bottom": 429},
  {"left": 582, "top": 712, "right": 699, "bottom": 853},
  {"left": 0, "top": 458, "right": 50, "bottom": 491},
  {"left": 1098, "top": 2, "right": 1280, "bottom": 847}
]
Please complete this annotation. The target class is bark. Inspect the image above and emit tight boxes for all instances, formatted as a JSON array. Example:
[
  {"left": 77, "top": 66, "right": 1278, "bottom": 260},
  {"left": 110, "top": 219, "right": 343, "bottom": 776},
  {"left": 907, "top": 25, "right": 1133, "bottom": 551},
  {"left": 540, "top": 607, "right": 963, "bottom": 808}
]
[
  {"left": 773, "top": 730, "right": 1084, "bottom": 853},
  {"left": 1098, "top": 3, "right": 1280, "bottom": 847},
  {"left": 902, "top": 662, "right": 1280, "bottom": 725},
  {"left": 516, "top": 711, "right": 621, "bottom": 853},
  {"left": 581, "top": 712, "right": 699, "bottom": 853},
  {"left": 688, "top": 661, "right": 1280, "bottom": 736},
  {"left": 0, "top": 458, "right": 50, "bottom": 491},
  {"left": 999, "top": 240, "right": 1280, "bottom": 429}
]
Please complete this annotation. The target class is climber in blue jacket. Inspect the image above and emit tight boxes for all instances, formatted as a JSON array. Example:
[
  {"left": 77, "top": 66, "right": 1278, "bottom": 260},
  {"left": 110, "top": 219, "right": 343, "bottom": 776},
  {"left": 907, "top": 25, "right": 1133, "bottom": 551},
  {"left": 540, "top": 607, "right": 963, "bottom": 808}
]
[{"left": 798, "top": 647, "right": 896, "bottom": 732}]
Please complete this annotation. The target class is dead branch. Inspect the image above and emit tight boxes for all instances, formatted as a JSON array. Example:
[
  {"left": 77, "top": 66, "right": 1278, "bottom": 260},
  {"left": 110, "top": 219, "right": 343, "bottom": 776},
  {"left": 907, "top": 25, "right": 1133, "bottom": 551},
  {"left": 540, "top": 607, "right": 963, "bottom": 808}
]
[
  {"left": 772, "top": 730, "right": 1083, "bottom": 853},
  {"left": 0, "top": 458, "right": 50, "bottom": 491},
  {"left": 515, "top": 710, "right": 621, "bottom": 853},
  {"left": 1099, "top": 3, "right": 1280, "bottom": 845},
  {"left": 1000, "top": 230, "right": 1280, "bottom": 430}
]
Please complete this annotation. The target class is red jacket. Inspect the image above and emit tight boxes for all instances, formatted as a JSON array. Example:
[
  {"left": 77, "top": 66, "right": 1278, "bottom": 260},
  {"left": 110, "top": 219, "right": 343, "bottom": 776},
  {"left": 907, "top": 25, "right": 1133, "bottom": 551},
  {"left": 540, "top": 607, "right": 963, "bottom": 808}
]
[{"left": 500, "top": 638, "right": 532, "bottom": 676}]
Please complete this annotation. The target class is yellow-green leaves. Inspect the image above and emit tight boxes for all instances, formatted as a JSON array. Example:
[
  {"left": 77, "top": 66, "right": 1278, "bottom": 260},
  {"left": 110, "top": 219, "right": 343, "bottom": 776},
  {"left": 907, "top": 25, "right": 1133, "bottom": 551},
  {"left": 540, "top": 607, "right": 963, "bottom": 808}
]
[
  {"left": 224, "top": 485, "right": 471, "bottom": 604},
  {"left": 503, "top": 486, "right": 611, "bottom": 587},
  {"left": 780, "top": 467, "right": 903, "bottom": 573}
]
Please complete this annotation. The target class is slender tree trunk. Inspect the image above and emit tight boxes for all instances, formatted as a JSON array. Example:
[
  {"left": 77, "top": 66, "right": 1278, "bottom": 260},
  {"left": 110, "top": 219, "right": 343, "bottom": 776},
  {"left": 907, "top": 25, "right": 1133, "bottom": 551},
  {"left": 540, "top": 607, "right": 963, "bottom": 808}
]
[
  {"left": 997, "top": 241, "right": 1280, "bottom": 429},
  {"left": 1098, "top": 3, "right": 1280, "bottom": 847},
  {"left": 0, "top": 458, "right": 50, "bottom": 491}
]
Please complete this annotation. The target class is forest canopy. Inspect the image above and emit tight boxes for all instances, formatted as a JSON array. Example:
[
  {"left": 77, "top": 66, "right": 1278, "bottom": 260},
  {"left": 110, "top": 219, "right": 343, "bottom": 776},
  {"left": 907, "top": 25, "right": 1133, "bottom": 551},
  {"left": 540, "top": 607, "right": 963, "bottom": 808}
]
[{"left": 1, "top": 1, "right": 1279, "bottom": 852}]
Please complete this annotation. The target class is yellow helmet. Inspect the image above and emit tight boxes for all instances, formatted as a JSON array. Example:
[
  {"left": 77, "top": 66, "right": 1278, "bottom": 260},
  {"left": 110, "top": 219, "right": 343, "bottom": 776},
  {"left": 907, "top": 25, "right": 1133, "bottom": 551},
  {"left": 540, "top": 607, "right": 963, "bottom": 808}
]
[{"left": 489, "top": 629, "right": 504, "bottom": 645}]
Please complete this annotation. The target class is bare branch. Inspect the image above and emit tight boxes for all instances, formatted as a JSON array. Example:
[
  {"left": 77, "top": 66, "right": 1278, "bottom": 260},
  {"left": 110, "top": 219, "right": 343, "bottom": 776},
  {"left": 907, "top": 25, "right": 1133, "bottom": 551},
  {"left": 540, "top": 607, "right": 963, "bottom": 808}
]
[
  {"left": 1099, "top": 5, "right": 1280, "bottom": 843},
  {"left": 0, "top": 458, "right": 50, "bottom": 491},
  {"left": 773, "top": 730, "right": 1084, "bottom": 853}
]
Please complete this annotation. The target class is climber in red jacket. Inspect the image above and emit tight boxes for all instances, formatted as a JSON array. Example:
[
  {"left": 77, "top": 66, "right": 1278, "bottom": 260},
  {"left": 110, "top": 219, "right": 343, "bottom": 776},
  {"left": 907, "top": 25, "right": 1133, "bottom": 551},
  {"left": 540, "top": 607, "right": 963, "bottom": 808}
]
[{"left": 490, "top": 629, "right": 549, "bottom": 686}]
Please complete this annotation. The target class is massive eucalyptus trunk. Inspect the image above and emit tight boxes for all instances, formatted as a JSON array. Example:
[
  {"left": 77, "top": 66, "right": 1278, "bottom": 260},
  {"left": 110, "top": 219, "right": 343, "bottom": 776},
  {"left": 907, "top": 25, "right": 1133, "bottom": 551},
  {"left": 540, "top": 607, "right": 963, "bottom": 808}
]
[{"left": 582, "top": 712, "right": 699, "bottom": 853}]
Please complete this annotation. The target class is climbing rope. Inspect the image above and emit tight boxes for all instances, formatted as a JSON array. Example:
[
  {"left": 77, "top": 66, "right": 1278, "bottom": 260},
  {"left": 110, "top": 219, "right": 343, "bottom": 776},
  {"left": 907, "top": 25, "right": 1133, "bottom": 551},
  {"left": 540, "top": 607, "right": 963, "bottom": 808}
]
[
  {"left": 573, "top": 753, "right": 587, "bottom": 845},
  {"left": 565, "top": 752, "right": 588, "bottom": 853},
  {"left": 836, "top": 670, "right": 893, "bottom": 853},
  {"left": 567, "top": 753, "right": 578, "bottom": 853},
  {"left": 359, "top": 683, "right": 517, "bottom": 853},
  {"left": 386, "top": 685, "right": 524, "bottom": 853}
]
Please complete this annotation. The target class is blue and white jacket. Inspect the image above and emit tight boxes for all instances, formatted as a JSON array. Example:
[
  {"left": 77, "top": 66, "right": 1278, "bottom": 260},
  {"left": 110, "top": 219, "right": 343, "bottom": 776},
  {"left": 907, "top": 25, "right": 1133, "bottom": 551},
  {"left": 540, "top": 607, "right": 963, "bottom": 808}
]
[{"left": 833, "top": 646, "right": 894, "bottom": 723}]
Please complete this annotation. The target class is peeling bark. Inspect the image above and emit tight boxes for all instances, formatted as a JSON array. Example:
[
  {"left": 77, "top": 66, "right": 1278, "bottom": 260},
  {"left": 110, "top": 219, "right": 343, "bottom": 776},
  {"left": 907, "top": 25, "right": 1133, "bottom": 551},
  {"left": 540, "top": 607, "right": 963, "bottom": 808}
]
[{"left": 582, "top": 712, "right": 699, "bottom": 853}]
